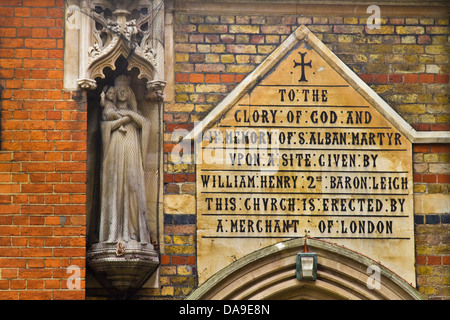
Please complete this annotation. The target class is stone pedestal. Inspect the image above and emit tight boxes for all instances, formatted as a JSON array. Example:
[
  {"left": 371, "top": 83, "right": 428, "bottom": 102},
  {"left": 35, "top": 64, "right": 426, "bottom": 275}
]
[{"left": 87, "top": 242, "right": 159, "bottom": 297}]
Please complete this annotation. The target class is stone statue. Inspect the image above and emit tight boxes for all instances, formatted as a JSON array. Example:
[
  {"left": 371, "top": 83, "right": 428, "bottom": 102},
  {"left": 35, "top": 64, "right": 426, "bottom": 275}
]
[{"left": 98, "top": 75, "right": 152, "bottom": 245}]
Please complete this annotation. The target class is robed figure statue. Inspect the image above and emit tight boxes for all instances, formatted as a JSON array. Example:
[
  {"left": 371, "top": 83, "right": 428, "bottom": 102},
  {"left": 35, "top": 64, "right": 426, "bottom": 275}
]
[{"left": 98, "top": 75, "right": 151, "bottom": 245}]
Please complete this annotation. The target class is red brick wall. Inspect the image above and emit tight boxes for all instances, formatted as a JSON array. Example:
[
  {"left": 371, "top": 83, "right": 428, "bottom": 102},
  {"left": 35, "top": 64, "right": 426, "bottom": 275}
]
[{"left": 0, "top": 0, "right": 85, "bottom": 299}]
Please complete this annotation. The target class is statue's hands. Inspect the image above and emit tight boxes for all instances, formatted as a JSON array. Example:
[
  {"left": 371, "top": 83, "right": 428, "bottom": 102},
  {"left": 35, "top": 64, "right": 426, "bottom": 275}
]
[
  {"left": 116, "top": 110, "right": 148, "bottom": 128},
  {"left": 117, "top": 110, "right": 132, "bottom": 117},
  {"left": 117, "top": 115, "right": 131, "bottom": 126}
]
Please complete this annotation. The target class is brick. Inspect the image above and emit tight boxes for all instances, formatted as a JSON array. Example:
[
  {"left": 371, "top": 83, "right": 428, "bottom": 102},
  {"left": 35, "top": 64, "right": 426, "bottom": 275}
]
[
  {"left": 220, "top": 74, "right": 235, "bottom": 83},
  {"left": 0, "top": 28, "right": 17, "bottom": 38},
  {"left": 229, "top": 25, "right": 259, "bottom": 34},
  {"left": 205, "top": 74, "right": 220, "bottom": 83},
  {"left": 257, "top": 45, "right": 275, "bottom": 54},
  {"left": 186, "top": 256, "right": 196, "bottom": 265},
  {"left": 388, "top": 74, "right": 402, "bottom": 83},
  {"left": 171, "top": 256, "right": 186, "bottom": 265},
  {"left": 396, "top": 26, "right": 425, "bottom": 34},
  {"left": 0, "top": 58, "right": 22, "bottom": 68},
  {"left": 22, "top": 162, "right": 54, "bottom": 172},
  {"left": 404, "top": 74, "right": 418, "bottom": 83},
  {"left": 204, "top": 53, "right": 219, "bottom": 63},
  {"left": 226, "top": 64, "right": 254, "bottom": 74},
  {"left": 426, "top": 26, "right": 450, "bottom": 34},
  {"left": 54, "top": 291, "right": 85, "bottom": 300},
  {"left": 260, "top": 25, "right": 291, "bottom": 34},
  {"left": 399, "top": 103, "right": 428, "bottom": 114},
  {"left": 417, "top": 35, "right": 432, "bottom": 44},
  {"left": 21, "top": 142, "right": 54, "bottom": 151},
  {"left": 0, "top": 37, "right": 23, "bottom": 48},
  {"left": 19, "top": 291, "right": 52, "bottom": 300},
  {"left": 220, "top": 34, "right": 234, "bottom": 43},
  {"left": 189, "top": 73, "right": 204, "bottom": 83},
  {"left": 430, "top": 124, "right": 450, "bottom": 131},
  {"left": 220, "top": 54, "right": 235, "bottom": 64},
  {"left": 166, "top": 123, "right": 194, "bottom": 132},
  {"left": 365, "top": 26, "right": 395, "bottom": 34},
  {"left": 443, "top": 256, "right": 450, "bottom": 265},
  {"left": 53, "top": 184, "right": 85, "bottom": 193},
  {"left": 23, "top": 0, "right": 55, "bottom": 6},
  {"left": 358, "top": 74, "right": 373, "bottom": 83},
  {"left": 54, "top": 162, "right": 86, "bottom": 172},
  {"left": 425, "top": 215, "right": 440, "bottom": 224},
  {"left": 435, "top": 74, "right": 449, "bottom": 83},
  {"left": 23, "top": 80, "right": 56, "bottom": 89},
  {"left": 194, "top": 64, "right": 225, "bottom": 73},
  {"left": 160, "top": 255, "right": 171, "bottom": 265},
  {"left": 430, "top": 144, "right": 450, "bottom": 153},
  {"left": 297, "top": 17, "right": 312, "bottom": 25},
  {"left": 198, "top": 24, "right": 228, "bottom": 34},
  {"left": 333, "top": 25, "right": 364, "bottom": 34},
  {"left": 189, "top": 53, "right": 204, "bottom": 63},
  {"left": 373, "top": 74, "right": 388, "bottom": 84},
  {"left": 226, "top": 44, "right": 256, "bottom": 54},
  {"left": 0, "top": 48, "right": 15, "bottom": 58},
  {"left": 53, "top": 248, "right": 85, "bottom": 257},
  {"left": 195, "top": 84, "right": 227, "bottom": 93},
  {"left": 47, "top": 70, "right": 63, "bottom": 79},
  {"left": 236, "top": 74, "right": 246, "bottom": 82},
  {"left": 419, "top": 74, "right": 434, "bottom": 83},
  {"left": 23, "top": 17, "right": 55, "bottom": 28},
  {"left": 0, "top": 16, "right": 22, "bottom": 27},
  {"left": 174, "top": 73, "right": 189, "bottom": 82},
  {"left": 422, "top": 174, "right": 437, "bottom": 183},
  {"left": 174, "top": 43, "right": 196, "bottom": 53},
  {"left": 425, "top": 45, "right": 449, "bottom": 55},
  {"left": 21, "top": 183, "right": 53, "bottom": 194},
  {"left": 165, "top": 245, "right": 195, "bottom": 255}
]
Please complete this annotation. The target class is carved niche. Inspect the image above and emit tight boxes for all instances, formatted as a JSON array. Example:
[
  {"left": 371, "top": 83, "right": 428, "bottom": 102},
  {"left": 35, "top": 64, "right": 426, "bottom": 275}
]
[
  {"left": 64, "top": 0, "right": 165, "bottom": 297},
  {"left": 64, "top": 0, "right": 165, "bottom": 97}
]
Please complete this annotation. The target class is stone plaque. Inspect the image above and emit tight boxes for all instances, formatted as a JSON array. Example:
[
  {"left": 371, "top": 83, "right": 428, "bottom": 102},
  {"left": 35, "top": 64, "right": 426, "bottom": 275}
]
[{"left": 191, "top": 26, "right": 415, "bottom": 285}]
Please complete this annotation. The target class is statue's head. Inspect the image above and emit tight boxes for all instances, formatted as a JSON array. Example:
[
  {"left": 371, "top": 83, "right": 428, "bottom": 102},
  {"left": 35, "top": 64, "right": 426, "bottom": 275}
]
[
  {"left": 114, "top": 75, "right": 137, "bottom": 112},
  {"left": 114, "top": 75, "right": 131, "bottom": 102},
  {"left": 103, "top": 86, "right": 115, "bottom": 101}
]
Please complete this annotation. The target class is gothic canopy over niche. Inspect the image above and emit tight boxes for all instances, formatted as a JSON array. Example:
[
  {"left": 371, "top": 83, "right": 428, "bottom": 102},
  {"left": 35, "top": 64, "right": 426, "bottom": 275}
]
[{"left": 64, "top": 0, "right": 166, "bottom": 97}]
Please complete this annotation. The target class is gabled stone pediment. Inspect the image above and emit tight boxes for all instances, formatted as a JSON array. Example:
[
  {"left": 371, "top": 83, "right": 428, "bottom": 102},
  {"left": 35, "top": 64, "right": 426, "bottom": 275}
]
[{"left": 185, "top": 25, "right": 449, "bottom": 144}]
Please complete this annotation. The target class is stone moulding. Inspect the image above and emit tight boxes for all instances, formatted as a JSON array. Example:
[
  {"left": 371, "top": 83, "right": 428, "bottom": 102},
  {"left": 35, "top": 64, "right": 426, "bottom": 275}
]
[
  {"left": 87, "top": 242, "right": 159, "bottom": 296},
  {"left": 186, "top": 237, "right": 425, "bottom": 300},
  {"left": 183, "top": 25, "right": 450, "bottom": 145},
  {"left": 87, "top": 35, "right": 156, "bottom": 81},
  {"left": 146, "top": 79, "right": 167, "bottom": 101},
  {"left": 77, "top": 78, "right": 98, "bottom": 90}
]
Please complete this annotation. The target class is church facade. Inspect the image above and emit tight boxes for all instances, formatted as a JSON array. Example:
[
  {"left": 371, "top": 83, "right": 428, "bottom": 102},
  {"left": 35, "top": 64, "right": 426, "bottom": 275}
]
[{"left": 0, "top": 0, "right": 448, "bottom": 300}]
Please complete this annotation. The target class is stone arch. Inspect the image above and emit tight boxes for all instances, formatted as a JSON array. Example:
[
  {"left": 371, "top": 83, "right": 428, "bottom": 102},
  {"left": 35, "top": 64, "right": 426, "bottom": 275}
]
[{"left": 187, "top": 238, "right": 424, "bottom": 300}]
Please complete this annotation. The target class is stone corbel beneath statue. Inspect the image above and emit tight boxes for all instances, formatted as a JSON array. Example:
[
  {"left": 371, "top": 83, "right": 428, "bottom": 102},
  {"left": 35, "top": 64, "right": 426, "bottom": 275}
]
[
  {"left": 146, "top": 79, "right": 166, "bottom": 102},
  {"left": 77, "top": 78, "right": 97, "bottom": 90}
]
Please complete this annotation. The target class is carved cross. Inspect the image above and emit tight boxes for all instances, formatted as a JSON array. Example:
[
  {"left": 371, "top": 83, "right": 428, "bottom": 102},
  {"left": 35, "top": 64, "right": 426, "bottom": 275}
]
[{"left": 293, "top": 52, "right": 312, "bottom": 82}]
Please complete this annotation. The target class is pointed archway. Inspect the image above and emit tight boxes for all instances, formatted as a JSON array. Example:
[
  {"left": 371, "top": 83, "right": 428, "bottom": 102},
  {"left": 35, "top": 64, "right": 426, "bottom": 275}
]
[{"left": 187, "top": 238, "right": 424, "bottom": 300}]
